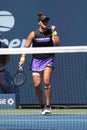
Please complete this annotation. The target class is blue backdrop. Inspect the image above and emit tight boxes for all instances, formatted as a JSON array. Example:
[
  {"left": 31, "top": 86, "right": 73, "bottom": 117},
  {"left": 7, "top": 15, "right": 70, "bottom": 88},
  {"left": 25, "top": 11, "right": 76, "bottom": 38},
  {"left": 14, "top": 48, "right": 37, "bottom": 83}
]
[{"left": 0, "top": 0, "right": 87, "bottom": 105}]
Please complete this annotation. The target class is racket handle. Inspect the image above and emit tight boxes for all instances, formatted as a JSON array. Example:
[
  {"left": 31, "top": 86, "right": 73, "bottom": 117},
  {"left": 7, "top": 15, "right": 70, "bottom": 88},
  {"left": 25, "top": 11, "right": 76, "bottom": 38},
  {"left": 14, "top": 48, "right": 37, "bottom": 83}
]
[{"left": 19, "top": 66, "right": 23, "bottom": 71}]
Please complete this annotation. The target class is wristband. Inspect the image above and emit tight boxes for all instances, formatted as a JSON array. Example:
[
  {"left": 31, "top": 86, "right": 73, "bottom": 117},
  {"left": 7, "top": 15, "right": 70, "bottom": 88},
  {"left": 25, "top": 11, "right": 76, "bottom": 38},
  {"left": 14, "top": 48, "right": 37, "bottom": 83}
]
[
  {"left": 20, "top": 57, "right": 25, "bottom": 62},
  {"left": 52, "top": 31, "right": 58, "bottom": 36}
]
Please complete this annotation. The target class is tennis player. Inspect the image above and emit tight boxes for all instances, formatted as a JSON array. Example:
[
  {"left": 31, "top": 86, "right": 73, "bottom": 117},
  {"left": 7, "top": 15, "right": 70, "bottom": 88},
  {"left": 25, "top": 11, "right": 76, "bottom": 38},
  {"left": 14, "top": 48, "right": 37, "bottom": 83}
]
[
  {"left": 19, "top": 12, "right": 60, "bottom": 115},
  {"left": 0, "top": 41, "right": 11, "bottom": 93}
]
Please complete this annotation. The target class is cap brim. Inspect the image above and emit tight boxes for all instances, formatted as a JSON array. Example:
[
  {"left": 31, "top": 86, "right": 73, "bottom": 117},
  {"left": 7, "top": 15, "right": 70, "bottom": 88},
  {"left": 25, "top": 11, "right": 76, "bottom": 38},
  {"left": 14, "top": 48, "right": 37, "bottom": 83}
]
[{"left": 40, "top": 15, "right": 50, "bottom": 22}]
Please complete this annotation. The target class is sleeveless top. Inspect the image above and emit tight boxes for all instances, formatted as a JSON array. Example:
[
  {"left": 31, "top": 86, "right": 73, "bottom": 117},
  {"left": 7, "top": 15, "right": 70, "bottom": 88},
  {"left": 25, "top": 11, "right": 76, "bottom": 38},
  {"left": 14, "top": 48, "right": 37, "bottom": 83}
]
[{"left": 32, "top": 28, "right": 54, "bottom": 59}]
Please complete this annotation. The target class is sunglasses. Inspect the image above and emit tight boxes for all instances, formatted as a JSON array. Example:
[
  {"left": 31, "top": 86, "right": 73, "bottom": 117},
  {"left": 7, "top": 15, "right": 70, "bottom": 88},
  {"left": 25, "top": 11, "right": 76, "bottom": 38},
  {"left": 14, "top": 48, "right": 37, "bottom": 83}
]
[{"left": 42, "top": 19, "right": 49, "bottom": 23}]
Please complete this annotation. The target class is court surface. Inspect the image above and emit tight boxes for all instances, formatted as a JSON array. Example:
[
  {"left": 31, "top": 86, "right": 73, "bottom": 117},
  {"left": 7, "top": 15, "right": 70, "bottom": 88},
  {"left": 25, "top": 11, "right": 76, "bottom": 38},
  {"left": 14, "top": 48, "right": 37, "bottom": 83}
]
[{"left": 0, "top": 109, "right": 87, "bottom": 130}]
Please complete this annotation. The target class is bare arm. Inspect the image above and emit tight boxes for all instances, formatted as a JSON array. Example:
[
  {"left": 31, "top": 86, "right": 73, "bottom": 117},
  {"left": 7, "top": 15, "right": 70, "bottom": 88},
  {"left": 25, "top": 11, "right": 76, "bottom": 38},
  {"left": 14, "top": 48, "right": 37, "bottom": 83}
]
[
  {"left": 51, "top": 25, "right": 60, "bottom": 46},
  {"left": 19, "top": 31, "right": 35, "bottom": 67}
]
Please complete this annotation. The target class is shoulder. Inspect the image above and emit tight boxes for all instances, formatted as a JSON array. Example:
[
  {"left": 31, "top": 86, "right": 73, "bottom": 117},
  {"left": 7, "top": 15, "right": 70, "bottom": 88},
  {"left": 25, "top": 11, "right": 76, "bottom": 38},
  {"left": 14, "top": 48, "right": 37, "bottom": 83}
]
[
  {"left": 34, "top": 29, "right": 39, "bottom": 34},
  {"left": 33, "top": 29, "right": 40, "bottom": 38}
]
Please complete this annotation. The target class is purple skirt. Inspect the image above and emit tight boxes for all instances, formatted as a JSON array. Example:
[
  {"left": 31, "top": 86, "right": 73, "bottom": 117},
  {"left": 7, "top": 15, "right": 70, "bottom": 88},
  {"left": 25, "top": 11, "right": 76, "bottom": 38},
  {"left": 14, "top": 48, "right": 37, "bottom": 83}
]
[{"left": 31, "top": 58, "right": 54, "bottom": 71}]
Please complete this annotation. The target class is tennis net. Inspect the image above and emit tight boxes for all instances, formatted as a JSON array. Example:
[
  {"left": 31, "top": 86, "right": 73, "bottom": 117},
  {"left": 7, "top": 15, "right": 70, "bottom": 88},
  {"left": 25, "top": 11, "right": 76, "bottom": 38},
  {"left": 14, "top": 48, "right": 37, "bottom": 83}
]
[
  {"left": 0, "top": 46, "right": 87, "bottom": 106},
  {"left": 0, "top": 46, "right": 87, "bottom": 130}
]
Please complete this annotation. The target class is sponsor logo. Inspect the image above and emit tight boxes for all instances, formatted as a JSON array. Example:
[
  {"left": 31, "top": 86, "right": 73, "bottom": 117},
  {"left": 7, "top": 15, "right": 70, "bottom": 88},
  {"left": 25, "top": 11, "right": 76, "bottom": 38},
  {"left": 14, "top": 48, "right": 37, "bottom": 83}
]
[
  {"left": 0, "top": 99, "right": 6, "bottom": 104},
  {"left": 0, "top": 98, "right": 14, "bottom": 105},
  {"left": 0, "top": 11, "right": 26, "bottom": 48},
  {"left": 0, "top": 38, "right": 26, "bottom": 48},
  {"left": 0, "top": 11, "right": 15, "bottom": 32},
  {"left": 7, "top": 98, "right": 14, "bottom": 105}
]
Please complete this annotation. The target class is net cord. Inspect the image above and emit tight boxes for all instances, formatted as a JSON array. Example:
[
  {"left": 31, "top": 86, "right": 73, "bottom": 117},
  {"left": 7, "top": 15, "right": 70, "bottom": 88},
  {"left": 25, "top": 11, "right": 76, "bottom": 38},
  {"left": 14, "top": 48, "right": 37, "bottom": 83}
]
[{"left": 0, "top": 46, "right": 87, "bottom": 55}]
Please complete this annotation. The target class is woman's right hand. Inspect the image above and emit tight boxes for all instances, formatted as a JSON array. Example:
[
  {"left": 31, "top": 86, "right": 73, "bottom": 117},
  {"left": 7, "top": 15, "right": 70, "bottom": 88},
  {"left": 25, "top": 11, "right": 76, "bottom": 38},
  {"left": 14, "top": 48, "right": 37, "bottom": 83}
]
[
  {"left": 19, "top": 61, "right": 24, "bottom": 67},
  {"left": 19, "top": 56, "right": 25, "bottom": 67}
]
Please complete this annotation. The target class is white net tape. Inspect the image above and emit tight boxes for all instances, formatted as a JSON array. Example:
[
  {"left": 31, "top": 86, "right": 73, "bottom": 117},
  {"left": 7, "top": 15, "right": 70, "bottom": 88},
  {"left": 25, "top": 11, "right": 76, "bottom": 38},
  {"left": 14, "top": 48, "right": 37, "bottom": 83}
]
[{"left": 0, "top": 46, "right": 87, "bottom": 55}]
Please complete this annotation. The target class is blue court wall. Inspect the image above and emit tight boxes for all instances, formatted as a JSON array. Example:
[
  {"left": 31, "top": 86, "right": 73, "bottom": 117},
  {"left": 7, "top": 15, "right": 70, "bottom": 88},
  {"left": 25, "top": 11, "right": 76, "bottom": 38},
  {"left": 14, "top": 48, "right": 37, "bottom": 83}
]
[{"left": 0, "top": 0, "right": 87, "bottom": 105}]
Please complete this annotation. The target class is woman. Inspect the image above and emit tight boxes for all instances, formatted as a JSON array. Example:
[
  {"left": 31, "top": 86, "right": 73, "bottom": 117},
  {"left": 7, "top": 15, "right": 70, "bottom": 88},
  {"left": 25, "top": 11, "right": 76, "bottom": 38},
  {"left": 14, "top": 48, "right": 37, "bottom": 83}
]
[{"left": 19, "top": 12, "right": 60, "bottom": 115}]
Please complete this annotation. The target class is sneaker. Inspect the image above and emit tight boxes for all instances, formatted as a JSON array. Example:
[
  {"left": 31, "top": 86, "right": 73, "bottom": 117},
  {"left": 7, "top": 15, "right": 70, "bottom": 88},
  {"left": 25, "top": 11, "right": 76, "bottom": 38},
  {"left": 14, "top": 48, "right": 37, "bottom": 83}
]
[
  {"left": 42, "top": 105, "right": 52, "bottom": 115},
  {"left": 40, "top": 105, "right": 45, "bottom": 114},
  {"left": 40, "top": 108, "right": 45, "bottom": 114}
]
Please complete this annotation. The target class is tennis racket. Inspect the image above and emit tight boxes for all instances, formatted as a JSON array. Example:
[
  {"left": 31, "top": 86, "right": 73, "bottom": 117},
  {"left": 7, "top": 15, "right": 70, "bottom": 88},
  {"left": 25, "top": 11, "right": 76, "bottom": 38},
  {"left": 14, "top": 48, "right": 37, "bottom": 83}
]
[{"left": 12, "top": 66, "right": 27, "bottom": 87}]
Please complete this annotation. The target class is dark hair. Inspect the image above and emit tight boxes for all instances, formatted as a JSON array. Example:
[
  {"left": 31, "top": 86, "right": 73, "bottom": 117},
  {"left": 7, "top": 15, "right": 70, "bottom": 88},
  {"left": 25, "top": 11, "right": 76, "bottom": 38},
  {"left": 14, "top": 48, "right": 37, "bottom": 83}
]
[
  {"left": 37, "top": 12, "right": 50, "bottom": 22},
  {"left": 37, "top": 12, "right": 44, "bottom": 17}
]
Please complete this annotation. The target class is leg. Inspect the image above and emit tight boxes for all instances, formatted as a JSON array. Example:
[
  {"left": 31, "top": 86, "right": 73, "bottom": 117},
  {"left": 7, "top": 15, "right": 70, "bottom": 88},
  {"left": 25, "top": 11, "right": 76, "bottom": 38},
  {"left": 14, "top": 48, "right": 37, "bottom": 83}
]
[
  {"left": 32, "top": 72, "right": 44, "bottom": 107},
  {"left": 41, "top": 67, "right": 53, "bottom": 115},
  {"left": 43, "top": 67, "right": 53, "bottom": 106}
]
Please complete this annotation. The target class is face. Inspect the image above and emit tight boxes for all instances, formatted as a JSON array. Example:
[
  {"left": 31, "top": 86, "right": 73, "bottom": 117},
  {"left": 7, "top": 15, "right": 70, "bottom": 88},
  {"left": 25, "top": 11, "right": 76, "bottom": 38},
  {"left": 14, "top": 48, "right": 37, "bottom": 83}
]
[
  {"left": 42, "top": 19, "right": 49, "bottom": 24},
  {"left": 39, "top": 19, "right": 49, "bottom": 29}
]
